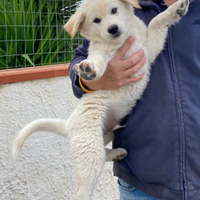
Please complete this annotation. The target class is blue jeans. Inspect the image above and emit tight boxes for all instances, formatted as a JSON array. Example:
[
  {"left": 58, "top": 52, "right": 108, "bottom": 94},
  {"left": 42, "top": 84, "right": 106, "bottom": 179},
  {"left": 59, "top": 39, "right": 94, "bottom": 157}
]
[{"left": 118, "top": 179, "right": 160, "bottom": 200}]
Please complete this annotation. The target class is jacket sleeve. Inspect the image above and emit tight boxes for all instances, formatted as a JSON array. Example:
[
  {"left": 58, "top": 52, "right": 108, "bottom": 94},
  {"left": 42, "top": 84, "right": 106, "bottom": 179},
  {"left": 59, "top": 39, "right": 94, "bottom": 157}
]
[{"left": 68, "top": 38, "right": 90, "bottom": 99}]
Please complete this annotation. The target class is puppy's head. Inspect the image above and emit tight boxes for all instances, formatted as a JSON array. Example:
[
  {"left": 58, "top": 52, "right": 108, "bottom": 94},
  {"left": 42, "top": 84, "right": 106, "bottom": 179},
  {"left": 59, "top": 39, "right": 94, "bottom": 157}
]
[{"left": 64, "top": 0, "right": 141, "bottom": 43}]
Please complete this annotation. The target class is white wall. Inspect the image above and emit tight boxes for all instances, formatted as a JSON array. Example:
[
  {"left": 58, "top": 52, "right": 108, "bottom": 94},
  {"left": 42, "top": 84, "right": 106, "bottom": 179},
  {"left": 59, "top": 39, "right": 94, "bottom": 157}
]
[{"left": 0, "top": 76, "right": 119, "bottom": 200}]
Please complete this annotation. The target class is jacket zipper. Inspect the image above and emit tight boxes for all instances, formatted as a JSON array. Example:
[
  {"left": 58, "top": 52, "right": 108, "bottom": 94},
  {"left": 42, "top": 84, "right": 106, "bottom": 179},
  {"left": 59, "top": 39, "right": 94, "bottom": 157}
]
[{"left": 168, "top": 28, "right": 187, "bottom": 200}]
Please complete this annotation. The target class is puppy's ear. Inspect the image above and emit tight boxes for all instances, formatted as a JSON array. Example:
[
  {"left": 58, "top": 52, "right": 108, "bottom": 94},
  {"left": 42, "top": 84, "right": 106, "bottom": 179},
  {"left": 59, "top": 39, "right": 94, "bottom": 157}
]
[
  {"left": 64, "top": 12, "right": 85, "bottom": 38},
  {"left": 120, "top": 0, "right": 142, "bottom": 9}
]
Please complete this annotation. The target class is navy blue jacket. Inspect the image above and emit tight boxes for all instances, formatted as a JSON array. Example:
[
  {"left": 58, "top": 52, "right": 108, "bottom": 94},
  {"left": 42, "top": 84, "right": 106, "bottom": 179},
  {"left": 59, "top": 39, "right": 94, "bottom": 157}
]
[{"left": 68, "top": 0, "right": 200, "bottom": 199}]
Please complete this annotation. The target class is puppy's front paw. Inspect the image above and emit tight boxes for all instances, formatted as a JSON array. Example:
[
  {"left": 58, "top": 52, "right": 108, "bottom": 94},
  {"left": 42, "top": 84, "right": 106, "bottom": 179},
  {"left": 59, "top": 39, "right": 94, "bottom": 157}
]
[
  {"left": 175, "top": 0, "right": 189, "bottom": 17},
  {"left": 73, "top": 60, "right": 97, "bottom": 80},
  {"left": 167, "top": 0, "right": 189, "bottom": 25}
]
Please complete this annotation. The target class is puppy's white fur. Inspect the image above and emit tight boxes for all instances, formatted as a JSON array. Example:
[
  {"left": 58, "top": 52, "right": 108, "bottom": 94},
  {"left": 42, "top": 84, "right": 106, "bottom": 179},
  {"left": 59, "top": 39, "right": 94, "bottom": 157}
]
[{"left": 12, "top": 0, "right": 189, "bottom": 199}]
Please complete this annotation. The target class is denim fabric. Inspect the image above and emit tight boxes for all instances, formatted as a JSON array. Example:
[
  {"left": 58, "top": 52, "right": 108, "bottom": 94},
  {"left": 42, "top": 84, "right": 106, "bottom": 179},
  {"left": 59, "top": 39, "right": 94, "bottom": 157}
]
[{"left": 118, "top": 179, "right": 160, "bottom": 200}]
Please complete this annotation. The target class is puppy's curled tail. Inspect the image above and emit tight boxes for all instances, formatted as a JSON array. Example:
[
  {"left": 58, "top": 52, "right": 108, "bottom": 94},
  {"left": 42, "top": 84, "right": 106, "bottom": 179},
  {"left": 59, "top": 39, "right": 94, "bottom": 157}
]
[{"left": 12, "top": 119, "right": 66, "bottom": 161}]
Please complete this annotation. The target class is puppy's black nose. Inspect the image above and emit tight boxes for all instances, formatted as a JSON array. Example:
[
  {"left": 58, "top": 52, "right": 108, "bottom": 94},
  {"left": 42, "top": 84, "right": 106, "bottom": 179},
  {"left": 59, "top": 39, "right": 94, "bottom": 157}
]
[{"left": 108, "top": 25, "right": 119, "bottom": 35}]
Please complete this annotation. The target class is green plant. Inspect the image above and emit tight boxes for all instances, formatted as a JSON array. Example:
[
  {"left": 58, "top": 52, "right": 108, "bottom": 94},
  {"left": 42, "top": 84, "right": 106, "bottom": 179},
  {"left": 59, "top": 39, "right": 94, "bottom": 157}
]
[{"left": 0, "top": 0, "right": 80, "bottom": 69}]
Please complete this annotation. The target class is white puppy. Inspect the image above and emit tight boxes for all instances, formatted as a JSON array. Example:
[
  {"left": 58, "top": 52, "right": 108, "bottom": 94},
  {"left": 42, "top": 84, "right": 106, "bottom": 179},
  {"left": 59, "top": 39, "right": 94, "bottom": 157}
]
[{"left": 12, "top": 0, "right": 189, "bottom": 199}]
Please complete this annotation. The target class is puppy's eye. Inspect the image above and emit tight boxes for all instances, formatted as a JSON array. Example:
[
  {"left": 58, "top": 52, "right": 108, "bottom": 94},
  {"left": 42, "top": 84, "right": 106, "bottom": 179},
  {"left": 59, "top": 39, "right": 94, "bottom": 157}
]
[
  {"left": 93, "top": 18, "right": 101, "bottom": 23},
  {"left": 111, "top": 8, "right": 117, "bottom": 14}
]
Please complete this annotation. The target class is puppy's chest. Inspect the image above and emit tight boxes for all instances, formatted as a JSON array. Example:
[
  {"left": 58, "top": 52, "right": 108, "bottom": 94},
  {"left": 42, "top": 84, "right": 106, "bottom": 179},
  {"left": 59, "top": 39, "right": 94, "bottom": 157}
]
[
  {"left": 101, "top": 38, "right": 147, "bottom": 61},
  {"left": 122, "top": 39, "right": 147, "bottom": 60},
  {"left": 101, "top": 45, "right": 119, "bottom": 58}
]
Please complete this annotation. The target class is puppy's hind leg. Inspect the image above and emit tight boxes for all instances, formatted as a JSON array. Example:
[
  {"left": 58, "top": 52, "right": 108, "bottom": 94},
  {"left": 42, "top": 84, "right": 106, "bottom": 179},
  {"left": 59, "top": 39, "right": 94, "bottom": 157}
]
[
  {"left": 104, "top": 132, "right": 127, "bottom": 162},
  {"left": 106, "top": 148, "right": 127, "bottom": 162},
  {"left": 71, "top": 127, "right": 105, "bottom": 200}
]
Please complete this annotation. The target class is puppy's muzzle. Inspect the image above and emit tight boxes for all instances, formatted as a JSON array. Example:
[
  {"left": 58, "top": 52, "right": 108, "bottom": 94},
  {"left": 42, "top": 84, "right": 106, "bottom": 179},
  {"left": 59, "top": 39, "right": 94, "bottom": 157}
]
[{"left": 108, "top": 25, "right": 121, "bottom": 38}]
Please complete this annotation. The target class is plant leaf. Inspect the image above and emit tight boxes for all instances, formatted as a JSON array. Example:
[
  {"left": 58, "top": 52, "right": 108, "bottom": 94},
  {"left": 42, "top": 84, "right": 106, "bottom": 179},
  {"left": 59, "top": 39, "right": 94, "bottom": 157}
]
[{"left": 22, "top": 54, "right": 35, "bottom": 66}]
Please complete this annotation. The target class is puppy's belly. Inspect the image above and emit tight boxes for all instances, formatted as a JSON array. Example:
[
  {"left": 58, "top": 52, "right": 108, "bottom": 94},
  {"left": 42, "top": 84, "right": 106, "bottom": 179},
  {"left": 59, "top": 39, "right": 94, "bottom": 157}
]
[
  {"left": 103, "top": 110, "right": 119, "bottom": 134},
  {"left": 103, "top": 101, "right": 132, "bottom": 134}
]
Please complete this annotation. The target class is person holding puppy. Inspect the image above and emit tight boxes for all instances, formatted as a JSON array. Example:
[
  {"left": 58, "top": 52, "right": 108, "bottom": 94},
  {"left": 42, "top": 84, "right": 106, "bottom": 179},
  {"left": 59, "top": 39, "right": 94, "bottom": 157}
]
[{"left": 68, "top": 0, "right": 200, "bottom": 199}]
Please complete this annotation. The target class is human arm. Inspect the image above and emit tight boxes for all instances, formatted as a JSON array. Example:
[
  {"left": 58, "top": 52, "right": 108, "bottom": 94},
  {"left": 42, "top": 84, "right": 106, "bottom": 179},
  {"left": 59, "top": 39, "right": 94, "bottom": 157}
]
[{"left": 68, "top": 38, "right": 90, "bottom": 98}]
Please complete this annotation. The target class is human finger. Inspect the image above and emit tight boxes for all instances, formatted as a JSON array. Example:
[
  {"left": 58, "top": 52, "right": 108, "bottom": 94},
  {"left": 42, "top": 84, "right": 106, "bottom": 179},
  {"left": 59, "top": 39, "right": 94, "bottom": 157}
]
[
  {"left": 122, "top": 49, "right": 144, "bottom": 70},
  {"left": 114, "top": 36, "right": 135, "bottom": 61},
  {"left": 120, "top": 72, "right": 144, "bottom": 87},
  {"left": 123, "top": 57, "right": 146, "bottom": 78}
]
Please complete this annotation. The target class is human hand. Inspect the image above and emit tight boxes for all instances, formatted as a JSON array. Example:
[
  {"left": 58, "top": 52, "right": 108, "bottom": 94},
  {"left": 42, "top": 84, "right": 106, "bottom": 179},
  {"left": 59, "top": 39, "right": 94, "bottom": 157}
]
[{"left": 81, "top": 36, "right": 146, "bottom": 91}]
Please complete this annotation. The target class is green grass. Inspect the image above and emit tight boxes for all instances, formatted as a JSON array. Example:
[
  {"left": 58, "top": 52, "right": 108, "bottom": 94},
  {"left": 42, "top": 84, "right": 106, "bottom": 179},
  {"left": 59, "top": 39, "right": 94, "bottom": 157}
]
[{"left": 0, "top": 0, "right": 81, "bottom": 70}]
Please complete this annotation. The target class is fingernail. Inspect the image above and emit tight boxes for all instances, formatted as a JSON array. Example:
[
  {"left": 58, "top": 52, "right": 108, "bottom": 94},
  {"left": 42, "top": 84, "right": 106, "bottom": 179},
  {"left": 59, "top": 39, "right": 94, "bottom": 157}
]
[
  {"left": 139, "top": 71, "right": 145, "bottom": 76},
  {"left": 139, "top": 50, "right": 144, "bottom": 55},
  {"left": 129, "top": 36, "right": 135, "bottom": 42},
  {"left": 141, "top": 57, "right": 146, "bottom": 62}
]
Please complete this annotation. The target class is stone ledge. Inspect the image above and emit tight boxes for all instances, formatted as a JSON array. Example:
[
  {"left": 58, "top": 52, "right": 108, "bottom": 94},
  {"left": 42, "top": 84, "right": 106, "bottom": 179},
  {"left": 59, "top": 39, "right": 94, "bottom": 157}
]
[{"left": 0, "top": 64, "right": 69, "bottom": 84}]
